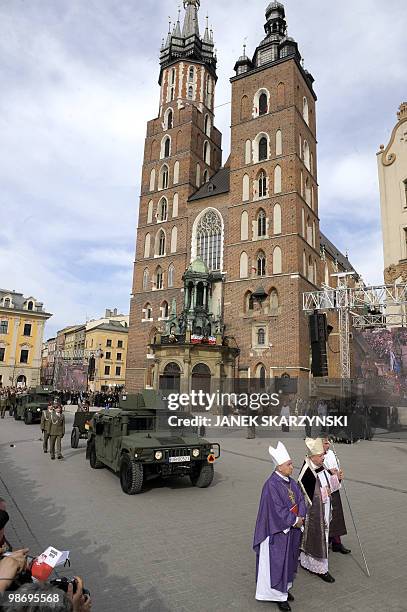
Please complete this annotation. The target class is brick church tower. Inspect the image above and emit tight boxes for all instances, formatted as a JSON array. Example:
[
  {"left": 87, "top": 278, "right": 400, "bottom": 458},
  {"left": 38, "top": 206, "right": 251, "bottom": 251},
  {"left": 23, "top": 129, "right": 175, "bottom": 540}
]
[{"left": 126, "top": 1, "right": 349, "bottom": 393}]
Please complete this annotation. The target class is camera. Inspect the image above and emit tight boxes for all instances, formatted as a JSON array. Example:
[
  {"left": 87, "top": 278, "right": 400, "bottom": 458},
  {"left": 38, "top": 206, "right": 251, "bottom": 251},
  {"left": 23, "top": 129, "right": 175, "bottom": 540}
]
[{"left": 50, "top": 577, "right": 90, "bottom": 598}]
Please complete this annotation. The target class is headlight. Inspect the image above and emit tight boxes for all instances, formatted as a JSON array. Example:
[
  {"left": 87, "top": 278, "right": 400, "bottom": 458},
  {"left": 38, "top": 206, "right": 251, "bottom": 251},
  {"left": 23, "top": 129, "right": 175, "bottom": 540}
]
[
  {"left": 192, "top": 448, "right": 200, "bottom": 458},
  {"left": 155, "top": 450, "right": 163, "bottom": 460},
  {"left": 37, "top": 408, "right": 41, "bottom": 412}
]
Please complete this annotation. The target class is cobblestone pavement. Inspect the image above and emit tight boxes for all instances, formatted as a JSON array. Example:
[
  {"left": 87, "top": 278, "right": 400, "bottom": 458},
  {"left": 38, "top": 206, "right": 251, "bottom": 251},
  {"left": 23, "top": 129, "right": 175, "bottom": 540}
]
[{"left": 0, "top": 412, "right": 406, "bottom": 612}]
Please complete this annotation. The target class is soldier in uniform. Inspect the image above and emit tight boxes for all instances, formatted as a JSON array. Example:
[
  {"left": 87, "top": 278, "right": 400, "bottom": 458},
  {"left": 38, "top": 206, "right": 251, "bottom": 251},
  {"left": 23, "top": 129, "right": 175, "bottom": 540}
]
[
  {"left": 0, "top": 390, "right": 7, "bottom": 419},
  {"left": 49, "top": 404, "right": 65, "bottom": 460},
  {"left": 40, "top": 402, "right": 54, "bottom": 453}
]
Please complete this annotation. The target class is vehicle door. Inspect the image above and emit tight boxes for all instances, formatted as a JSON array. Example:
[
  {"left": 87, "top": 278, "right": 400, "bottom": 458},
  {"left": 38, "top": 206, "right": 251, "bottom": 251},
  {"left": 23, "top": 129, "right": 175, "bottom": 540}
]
[{"left": 94, "top": 416, "right": 109, "bottom": 460}]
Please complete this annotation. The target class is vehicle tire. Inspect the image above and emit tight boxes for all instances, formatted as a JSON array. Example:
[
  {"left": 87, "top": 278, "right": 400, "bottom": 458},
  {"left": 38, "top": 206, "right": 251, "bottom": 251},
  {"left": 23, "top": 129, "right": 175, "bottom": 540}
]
[
  {"left": 71, "top": 427, "right": 80, "bottom": 449},
  {"left": 120, "top": 454, "right": 143, "bottom": 495},
  {"left": 14, "top": 410, "right": 21, "bottom": 421},
  {"left": 190, "top": 462, "right": 214, "bottom": 488},
  {"left": 89, "top": 444, "right": 104, "bottom": 469},
  {"left": 24, "top": 411, "right": 33, "bottom": 425}
]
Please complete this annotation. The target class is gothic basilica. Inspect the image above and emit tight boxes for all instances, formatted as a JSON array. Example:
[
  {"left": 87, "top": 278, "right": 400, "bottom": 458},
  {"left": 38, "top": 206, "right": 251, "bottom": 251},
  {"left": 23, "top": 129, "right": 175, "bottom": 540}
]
[{"left": 126, "top": 1, "right": 353, "bottom": 394}]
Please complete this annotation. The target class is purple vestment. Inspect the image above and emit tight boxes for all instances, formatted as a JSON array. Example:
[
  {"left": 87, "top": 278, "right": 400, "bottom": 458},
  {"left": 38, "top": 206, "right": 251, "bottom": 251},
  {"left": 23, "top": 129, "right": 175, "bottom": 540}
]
[{"left": 253, "top": 471, "right": 307, "bottom": 594}]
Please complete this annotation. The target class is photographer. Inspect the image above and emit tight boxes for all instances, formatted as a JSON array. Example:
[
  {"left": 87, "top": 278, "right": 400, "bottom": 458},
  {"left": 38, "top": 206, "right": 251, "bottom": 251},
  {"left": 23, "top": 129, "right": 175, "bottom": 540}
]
[{"left": 2, "top": 579, "right": 91, "bottom": 611}]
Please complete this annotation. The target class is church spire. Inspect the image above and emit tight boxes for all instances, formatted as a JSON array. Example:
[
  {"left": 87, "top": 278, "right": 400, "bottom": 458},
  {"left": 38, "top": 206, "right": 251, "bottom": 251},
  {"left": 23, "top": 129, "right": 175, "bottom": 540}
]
[
  {"left": 159, "top": 0, "right": 217, "bottom": 86},
  {"left": 182, "top": 0, "right": 200, "bottom": 38}
]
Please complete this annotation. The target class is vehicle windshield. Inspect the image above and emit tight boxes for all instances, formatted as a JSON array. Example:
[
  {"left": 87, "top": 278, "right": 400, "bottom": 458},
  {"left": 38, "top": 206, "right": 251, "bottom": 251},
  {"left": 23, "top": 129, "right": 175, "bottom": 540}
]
[{"left": 127, "top": 417, "right": 155, "bottom": 432}]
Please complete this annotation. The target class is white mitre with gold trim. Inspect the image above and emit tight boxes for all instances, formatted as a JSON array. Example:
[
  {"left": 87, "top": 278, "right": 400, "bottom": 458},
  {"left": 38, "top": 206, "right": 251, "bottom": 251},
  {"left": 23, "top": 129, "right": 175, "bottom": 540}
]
[
  {"left": 305, "top": 437, "right": 324, "bottom": 455},
  {"left": 269, "top": 441, "right": 291, "bottom": 466}
]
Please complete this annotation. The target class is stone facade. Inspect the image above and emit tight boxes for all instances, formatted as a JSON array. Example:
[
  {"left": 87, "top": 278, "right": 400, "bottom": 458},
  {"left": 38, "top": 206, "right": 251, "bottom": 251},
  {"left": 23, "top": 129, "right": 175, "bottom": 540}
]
[{"left": 377, "top": 102, "right": 407, "bottom": 284}]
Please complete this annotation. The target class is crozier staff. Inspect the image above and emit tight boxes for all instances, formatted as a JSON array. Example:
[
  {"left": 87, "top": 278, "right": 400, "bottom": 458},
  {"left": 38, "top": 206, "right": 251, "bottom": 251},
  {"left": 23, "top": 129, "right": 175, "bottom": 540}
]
[
  {"left": 323, "top": 436, "right": 351, "bottom": 555},
  {"left": 298, "top": 437, "right": 335, "bottom": 583},
  {"left": 253, "top": 442, "right": 306, "bottom": 611}
]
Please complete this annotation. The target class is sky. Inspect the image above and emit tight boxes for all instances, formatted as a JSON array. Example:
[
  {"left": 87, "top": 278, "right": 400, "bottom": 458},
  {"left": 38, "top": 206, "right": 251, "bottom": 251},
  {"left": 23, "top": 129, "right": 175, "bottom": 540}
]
[{"left": 0, "top": 0, "right": 405, "bottom": 339}]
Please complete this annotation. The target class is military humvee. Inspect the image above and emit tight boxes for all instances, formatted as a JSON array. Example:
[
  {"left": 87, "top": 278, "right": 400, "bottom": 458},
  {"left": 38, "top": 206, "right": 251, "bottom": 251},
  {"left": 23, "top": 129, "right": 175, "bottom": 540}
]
[
  {"left": 86, "top": 390, "right": 220, "bottom": 495},
  {"left": 14, "top": 386, "right": 56, "bottom": 424}
]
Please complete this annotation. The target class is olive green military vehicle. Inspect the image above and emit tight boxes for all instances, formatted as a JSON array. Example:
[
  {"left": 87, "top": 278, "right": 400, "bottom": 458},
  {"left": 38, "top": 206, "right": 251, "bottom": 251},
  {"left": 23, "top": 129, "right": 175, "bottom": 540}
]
[
  {"left": 86, "top": 390, "right": 220, "bottom": 495},
  {"left": 14, "top": 386, "right": 56, "bottom": 424}
]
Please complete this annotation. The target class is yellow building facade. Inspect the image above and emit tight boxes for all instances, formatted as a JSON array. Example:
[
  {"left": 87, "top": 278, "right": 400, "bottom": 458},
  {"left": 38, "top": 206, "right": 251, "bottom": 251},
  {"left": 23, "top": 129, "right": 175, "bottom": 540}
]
[
  {"left": 0, "top": 290, "right": 52, "bottom": 388},
  {"left": 85, "top": 321, "right": 128, "bottom": 391}
]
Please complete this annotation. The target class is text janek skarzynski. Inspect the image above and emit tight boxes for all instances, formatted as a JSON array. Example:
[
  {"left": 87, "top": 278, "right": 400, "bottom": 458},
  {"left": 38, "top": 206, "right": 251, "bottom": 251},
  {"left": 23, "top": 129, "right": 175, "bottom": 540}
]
[{"left": 165, "top": 391, "right": 348, "bottom": 428}]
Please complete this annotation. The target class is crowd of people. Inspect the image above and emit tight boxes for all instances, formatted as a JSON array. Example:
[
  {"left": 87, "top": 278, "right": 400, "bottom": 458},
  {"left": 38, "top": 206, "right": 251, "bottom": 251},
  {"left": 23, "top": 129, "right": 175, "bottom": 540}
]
[{"left": 0, "top": 498, "right": 92, "bottom": 611}]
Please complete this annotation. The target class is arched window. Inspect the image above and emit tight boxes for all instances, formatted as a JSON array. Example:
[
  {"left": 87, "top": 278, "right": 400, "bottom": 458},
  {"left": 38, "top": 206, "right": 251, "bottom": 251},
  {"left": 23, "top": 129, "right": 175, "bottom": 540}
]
[
  {"left": 303, "top": 140, "right": 310, "bottom": 170},
  {"left": 188, "top": 85, "right": 194, "bottom": 100},
  {"left": 156, "top": 230, "right": 166, "bottom": 256},
  {"left": 275, "top": 129, "right": 282, "bottom": 156},
  {"left": 195, "top": 209, "right": 223, "bottom": 271},
  {"left": 303, "top": 97, "right": 309, "bottom": 125},
  {"left": 196, "top": 163, "right": 201, "bottom": 187},
  {"left": 204, "top": 114, "right": 211, "bottom": 136},
  {"left": 144, "top": 233, "right": 151, "bottom": 258},
  {"left": 158, "top": 197, "right": 167, "bottom": 222},
  {"left": 149, "top": 168, "right": 156, "bottom": 192},
  {"left": 166, "top": 108, "right": 173, "bottom": 130},
  {"left": 258, "top": 171, "right": 267, "bottom": 198},
  {"left": 270, "top": 288, "right": 279, "bottom": 315},
  {"left": 273, "top": 204, "right": 281, "bottom": 234},
  {"left": 257, "top": 251, "right": 266, "bottom": 276},
  {"left": 27, "top": 301, "right": 34, "bottom": 311},
  {"left": 161, "top": 301, "right": 169, "bottom": 318},
  {"left": 257, "top": 209, "right": 266, "bottom": 237},
  {"left": 203, "top": 141, "right": 210, "bottom": 164},
  {"left": 203, "top": 169, "right": 209, "bottom": 183},
  {"left": 305, "top": 177, "right": 311, "bottom": 206},
  {"left": 259, "top": 137, "right": 268, "bottom": 161},
  {"left": 172, "top": 193, "right": 179, "bottom": 218},
  {"left": 245, "top": 139, "right": 252, "bottom": 164},
  {"left": 274, "top": 165, "right": 282, "bottom": 194},
  {"left": 168, "top": 264, "right": 174, "bottom": 287},
  {"left": 144, "top": 303, "right": 152, "bottom": 320},
  {"left": 243, "top": 174, "right": 250, "bottom": 201},
  {"left": 244, "top": 291, "right": 254, "bottom": 313},
  {"left": 240, "top": 210, "right": 249, "bottom": 240},
  {"left": 162, "top": 136, "right": 171, "bottom": 158},
  {"left": 189, "top": 66, "right": 194, "bottom": 82},
  {"left": 273, "top": 246, "right": 282, "bottom": 274},
  {"left": 240, "top": 252, "right": 248, "bottom": 278},
  {"left": 254, "top": 89, "right": 270, "bottom": 118},
  {"left": 307, "top": 215, "right": 312, "bottom": 245},
  {"left": 241, "top": 95, "right": 250, "bottom": 121},
  {"left": 159, "top": 165, "right": 169, "bottom": 189},
  {"left": 173, "top": 160, "right": 180, "bottom": 184},
  {"left": 259, "top": 93, "right": 268, "bottom": 116},
  {"left": 170, "top": 226, "right": 177, "bottom": 253},
  {"left": 147, "top": 200, "right": 153, "bottom": 224},
  {"left": 301, "top": 208, "right": 305, "bottom": 237},
  {"left": 156, "top": 266, "right": 163, "bottom": 289},
  {"left": 258, "top": 364, "right": 266, "bottom": 388},
  {"left": 257, "top": 328, "right": 266, "bottom": 345},
  {"left": 303, "top": 250, "right": 307, "bottom": 276},
  {"left": 143, "top": 268, "right": 149, "bottom": 290},
  {"left": 308, "top": 256, "right": 314, "bottom": 283}
]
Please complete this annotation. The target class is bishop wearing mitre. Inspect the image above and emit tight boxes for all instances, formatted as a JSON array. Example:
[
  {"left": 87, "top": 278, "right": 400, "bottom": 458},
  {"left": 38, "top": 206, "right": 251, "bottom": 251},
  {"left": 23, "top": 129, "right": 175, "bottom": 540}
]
[
  {"left": 253, "top": 442, "right": 306, "bottom": 611},
  {"left": 297, "top": 437, "right": 335, "bottom": 583}
]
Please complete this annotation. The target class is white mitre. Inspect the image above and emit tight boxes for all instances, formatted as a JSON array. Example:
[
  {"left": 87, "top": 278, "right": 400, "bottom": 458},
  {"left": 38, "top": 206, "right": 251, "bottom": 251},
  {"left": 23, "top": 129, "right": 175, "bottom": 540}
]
[
  {"left": 269, "top": 441, "right": 291, "bottom": 466},
  {"left": 305, "top": 437, "right": 324, "bottom": 455}
]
